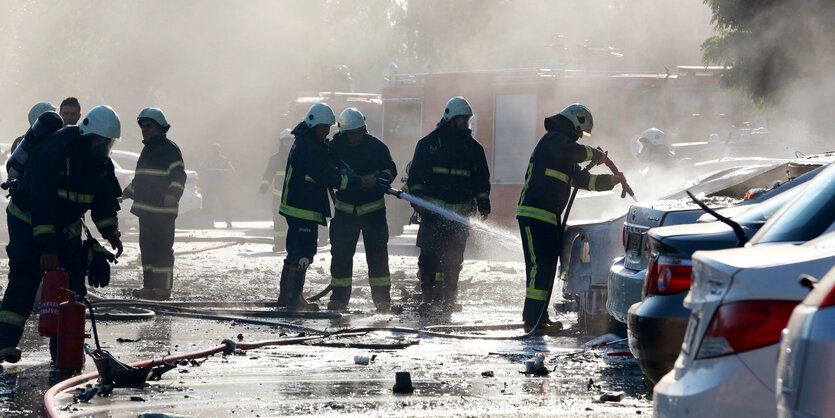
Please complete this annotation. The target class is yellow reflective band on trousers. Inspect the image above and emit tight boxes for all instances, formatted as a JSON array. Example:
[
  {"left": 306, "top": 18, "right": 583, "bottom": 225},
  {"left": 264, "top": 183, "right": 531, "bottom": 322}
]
[
  {"left": 330, "top": 277, "right": 352, "bottom": 288},
  {"left": 435, "top": 272, "right": 444, "bottom": 282},
  {"left": 0, "top": 310, "right": 27, "bottom": 329},
  {"left": 516, "top": 206, "right": 558, "bottom": 226},
  {"left": 524, "top": 226, "right": 547, "bottom": 300},
  {"left": 369, "top": 276, "right": 391, "bottom": 287},
  {"left": 280, "top": 203, "right": 324, "bottom": 223},
  {"left": 544, "top": 168, "right": 569, "bottom": 184},
  {"left": 356, "top": 199, "right": 385, "bottom": 215},
  {"left": 7, "top": 200, "right": 32, "bottom": 224},
  {"left": 133, "top": 202, "right": 179, "bottom": 214},
  {"left": 33, "top": 224, "right": 56, "bottom": 236},
  {"left": 57, "top": 189, "right": 93, "bottom": 203}
]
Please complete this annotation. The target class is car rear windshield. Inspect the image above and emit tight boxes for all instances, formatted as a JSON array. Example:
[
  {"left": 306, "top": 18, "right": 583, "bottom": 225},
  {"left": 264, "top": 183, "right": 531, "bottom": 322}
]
[
  {"left": 733, "top": 184, "right": 804, "bottom": 226},
  {"left": 750, "top": 165, "right": 835, "bottom": 244}
]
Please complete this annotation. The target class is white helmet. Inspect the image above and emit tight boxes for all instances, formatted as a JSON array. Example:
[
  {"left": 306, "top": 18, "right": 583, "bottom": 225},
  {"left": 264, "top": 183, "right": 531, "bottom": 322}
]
[
  {"left": 279, "top": 128, "right": 294, "bottom": 141},
  {"left": 137, "top": 107, "right": 170, "bottom": 131},
  {"left": 442, "top": 96, "right": 473, "bottom": 122},
  {"left": 337, "top": 108, "right": 366, "bottom": 133},
  {"left": 79, "top": 105, "right": 121, "bottom": 139},
  {"left": 638, "top": 128, "right": 666, "bottom": 147},
  {"left": 28, "top": 102, "right": 57, "bottom": 126},
  {"left": 304, "top": 103, "right": 335, "bottom": 128},
  {"left": 558, "top": 103, "right": 593, "bottom": 134}
]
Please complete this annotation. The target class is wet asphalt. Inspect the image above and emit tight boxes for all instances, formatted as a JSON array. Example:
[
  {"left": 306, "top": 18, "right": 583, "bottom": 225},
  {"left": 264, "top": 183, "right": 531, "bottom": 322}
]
[{"left": 0, "top": 222, "right": 652, "bottom": 417}]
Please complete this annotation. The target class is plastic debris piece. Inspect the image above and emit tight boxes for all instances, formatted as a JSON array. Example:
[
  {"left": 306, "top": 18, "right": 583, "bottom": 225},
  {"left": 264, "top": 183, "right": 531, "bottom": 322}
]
[
  {"left": 354, "top": 355, "right": 370, "bottom": 365},
  {"left": 392, "top": 371, "right": 414, "bottom": 394},
  {"left": 481, "top": 371, "right": 494, "bottom": 377},
  {"left": 599, "top": 391, "right": 626, "bottom": 403}
]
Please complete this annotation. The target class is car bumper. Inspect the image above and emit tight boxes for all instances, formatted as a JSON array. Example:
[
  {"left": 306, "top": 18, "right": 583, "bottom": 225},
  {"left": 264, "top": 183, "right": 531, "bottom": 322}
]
[
  {"left": 627, "top": 292, "right": 690, "bottom": 383},
  {"left": 654, "top": 351, "right": 776, "bottom": 417},
  {"left": 607, "top": 260, "right": 645, "bottom": 323}
]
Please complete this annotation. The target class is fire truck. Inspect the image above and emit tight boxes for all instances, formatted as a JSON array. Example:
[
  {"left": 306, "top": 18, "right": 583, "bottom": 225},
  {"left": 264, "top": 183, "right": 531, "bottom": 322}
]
[{"left": 380, "top": 66, "right": 755, "bottom": 226}]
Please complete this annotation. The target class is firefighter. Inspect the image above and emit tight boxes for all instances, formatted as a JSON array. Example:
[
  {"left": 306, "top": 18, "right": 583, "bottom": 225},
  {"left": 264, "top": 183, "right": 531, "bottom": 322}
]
[
  {"left": 0, "top": 105, "right": 124, "bottom": 363},
  {"left": 124, "top": 108, "right": 187, "bottom": 301},
  {"left": 201, "top": 143, "right": 235, "bottom": 228},
  {"left": 260, "top": 128, "right": 294, "bottom": 252},
  {"left": 278, "top": 103, "right": 375, "bottom": 311},
  {"left": 406, "top": 97, "right": 490, "bottom": 312},
  {"left": 58, "top": 97, "right": 82, "bottom": 127},
  {"left": 516, "top": 104, "right": 625, "bottom": 334},
  {"left": 327, "top": 108, "right": 397, "bottom": 313},
  {"left": 11, "top": 102, "right": 57, "bottom": 154}
]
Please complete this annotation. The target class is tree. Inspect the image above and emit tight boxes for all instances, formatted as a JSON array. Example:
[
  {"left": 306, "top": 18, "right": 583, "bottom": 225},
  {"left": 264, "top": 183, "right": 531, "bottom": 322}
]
[{"left": 702, "top": 0, "right": 835, "bottom": 135}]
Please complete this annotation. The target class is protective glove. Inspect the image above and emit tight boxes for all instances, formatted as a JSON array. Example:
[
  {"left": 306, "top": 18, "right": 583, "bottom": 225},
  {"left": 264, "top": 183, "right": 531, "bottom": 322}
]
[
  {"left": 477, "top": 198, "right": 491, "bottom": 220},
  {"left": 85, "top": 238, "right": 116, "bottom": 288},
  {"left": 375, "top": 177, "right": 393, "bottom": 193}
]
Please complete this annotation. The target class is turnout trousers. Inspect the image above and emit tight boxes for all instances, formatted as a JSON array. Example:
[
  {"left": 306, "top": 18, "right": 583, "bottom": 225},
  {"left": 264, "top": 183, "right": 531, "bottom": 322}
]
[
  {"left": 328, "top": 210, "right": 391, "bottom": 305},
  {"left": 139, "top": 213, "right": 176, "bottom": 290},
  {"left": 518, "top": 217, "right": 561, "bottom": 327},
  {"left": 0, "top": 212, "right": 84, "bottom": 348},
  {"left": 417, "top": 212, "right": 469, "bottom": 301}
]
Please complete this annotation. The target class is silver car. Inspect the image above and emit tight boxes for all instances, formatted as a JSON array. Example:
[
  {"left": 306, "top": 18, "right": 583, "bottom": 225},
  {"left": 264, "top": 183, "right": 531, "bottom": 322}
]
[{"left": 776, "top": 265, "right": 835, "bottom": 418}]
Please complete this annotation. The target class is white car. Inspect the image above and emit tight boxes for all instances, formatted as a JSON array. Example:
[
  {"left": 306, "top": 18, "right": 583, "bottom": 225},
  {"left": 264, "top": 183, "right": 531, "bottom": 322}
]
[
  {"left": 110, "top": 150, "right": 202, "bottom": 222},
  {"left": 653, "top": 163, "right": 835, "bottom": 417},
  {"left": 776, "top": 264, "right": 835, "bottom": 417}
]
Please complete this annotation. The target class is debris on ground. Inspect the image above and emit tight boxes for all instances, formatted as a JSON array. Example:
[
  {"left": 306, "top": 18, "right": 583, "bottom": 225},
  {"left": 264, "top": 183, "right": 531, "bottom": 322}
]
[
  {"left": 582, "top": 333, "right": 623, "bottom": 348},
  {"left": 598, "top": 391, "right": 626, "bottom": 403},
  {"left": 522, "top": 353, "right": 549, "bottom": 376},
  {"left": 116, "top": 337, "right": 141, "bottom": 343},
  {"left": 481, "top": 371, "right": 494, "bottom": 378}
]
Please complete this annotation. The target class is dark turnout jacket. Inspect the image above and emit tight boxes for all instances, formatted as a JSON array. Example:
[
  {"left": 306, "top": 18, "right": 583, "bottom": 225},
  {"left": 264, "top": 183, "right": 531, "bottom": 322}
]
[
  {"left": 517, "top": 114, "right": 615, "bottom": 227},
  {"left": 8, "top": 126, "right": 121, "bottom": 255},
  {"left": 123, "top": 134, "right": 187, "bottom": 217},
  {"left": 279, "top": 122, "right": 361, "bottom": 226},
  {"left": 406, "top": 122, "right": 490, "bottom": 214},
  {"left": 328, "top": 132, "right": 396, "bottom": 216}
]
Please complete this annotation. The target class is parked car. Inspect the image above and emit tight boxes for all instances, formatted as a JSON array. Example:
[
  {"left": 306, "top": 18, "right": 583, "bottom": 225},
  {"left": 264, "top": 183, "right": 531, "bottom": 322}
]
[
  {"left": 627, "top": 182, "right": 807, "bottom": 383},
  {"left": 776, "top": 265, "right": 835, "bottom": 418},
  {"left": 110, "top": 149, "right": 202, "bottom": 223},
  {"left": 653, "top": 163, "right": 835, "bottom": 416},
  {"left": 606, "top": 155, "right": 833, "bottom": 328}
]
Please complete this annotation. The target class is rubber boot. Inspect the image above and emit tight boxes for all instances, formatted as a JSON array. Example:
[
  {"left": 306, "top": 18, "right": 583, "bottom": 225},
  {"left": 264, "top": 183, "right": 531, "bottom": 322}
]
[
  {"left": 419, "top": 283, "right": 433, "bottom": 312},
  {"left": 277, "top": 264, "right": 291, "bottom": 308},
  {"left": 442, "top": 271, "right": 462, "bottom": 312},
  {"left": 328, "top": 282, "right": 351, "bottom": 311},
  {"left": 524, "top": 321, "right": 564, "bottom": 335},
  {"left": 0, "top": 346, "right": 21, "bottom": 364},
  {"left": 286, "top": 267, "right": 319, "bottom": 312}
]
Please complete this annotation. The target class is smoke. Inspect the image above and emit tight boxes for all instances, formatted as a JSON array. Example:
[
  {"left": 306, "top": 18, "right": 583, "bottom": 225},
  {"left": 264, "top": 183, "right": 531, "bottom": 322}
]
[{"left": 1, "top": 0, "right": 720, "bottom": 219}]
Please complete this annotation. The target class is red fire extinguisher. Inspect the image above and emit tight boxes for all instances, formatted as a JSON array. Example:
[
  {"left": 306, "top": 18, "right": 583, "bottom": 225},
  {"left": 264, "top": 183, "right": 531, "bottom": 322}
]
[
  {"left": 56, "top": 291, "right": 88, "bottom": 371},
  {"left": 38, "top": 269, "right": 70, "bottom": 337}
]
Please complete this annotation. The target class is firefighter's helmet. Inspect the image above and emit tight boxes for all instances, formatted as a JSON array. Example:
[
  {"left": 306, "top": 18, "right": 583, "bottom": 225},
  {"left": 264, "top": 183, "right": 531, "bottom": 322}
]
[
  {"left": 442, "top": 97, "right": 473, "bottom": 122},
  {"left": 79, "top": 105, "right": 121, "bottom": 139},
  {"left": 558, "top": 103, "right": 593, "bottom": 135},
  {"left": 28, "top": 102, "right": 57, "bottom": 126},
  {"left": 337, "top": 108, "right": 366, "bottom": 133},
  {"left": 638, "top": 128, "right": 666, "bottom": 146},
  {"left": 137, "top": 107, "right": 170, "bottom": 131},
  {"left": 279, "top": 128, "right": 294, "bottom": 142},
  {"left": 304, "top": 103, "right": 336, "bottom": 128}
]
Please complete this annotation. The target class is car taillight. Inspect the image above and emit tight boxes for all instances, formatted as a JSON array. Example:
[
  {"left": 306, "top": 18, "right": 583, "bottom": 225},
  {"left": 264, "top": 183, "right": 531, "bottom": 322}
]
[
  {"left": 622, "top": 226, "right": 627, "bottom": 248},
  {"left": 819, "top": 285, "right": 835, "bottom": 308},
  {"left": 696, "top": 300, "right": 799, "bottom": 359},
  {"left": 643, "top": 256, "right": 692, "bottom": 296}
]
